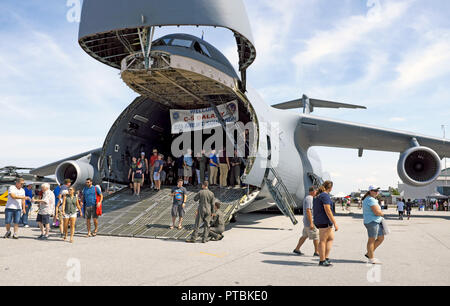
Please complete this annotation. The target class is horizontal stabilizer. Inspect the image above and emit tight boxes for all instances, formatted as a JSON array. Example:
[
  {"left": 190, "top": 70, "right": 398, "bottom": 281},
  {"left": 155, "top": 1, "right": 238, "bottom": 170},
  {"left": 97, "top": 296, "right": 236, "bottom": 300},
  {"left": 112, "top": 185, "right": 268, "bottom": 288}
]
[{"left": 272, "top": 95, "right": 366, "bottom": 113}]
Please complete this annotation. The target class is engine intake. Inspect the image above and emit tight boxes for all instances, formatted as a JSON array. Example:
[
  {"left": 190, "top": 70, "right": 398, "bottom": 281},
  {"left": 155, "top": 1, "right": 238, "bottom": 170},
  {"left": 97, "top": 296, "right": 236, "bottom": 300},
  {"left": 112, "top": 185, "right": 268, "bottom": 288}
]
[
  {"left": 55, "top": 161, "right": 96, "bottom": 189},
  {"left": 397, "top": 147, "right": 441, "bottom": 186}
]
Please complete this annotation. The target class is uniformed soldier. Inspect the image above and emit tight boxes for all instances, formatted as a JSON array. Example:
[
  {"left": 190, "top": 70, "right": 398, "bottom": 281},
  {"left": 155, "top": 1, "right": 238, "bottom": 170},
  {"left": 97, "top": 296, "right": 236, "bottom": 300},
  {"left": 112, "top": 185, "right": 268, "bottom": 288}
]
[
  {"left": 186, "top": 181, "right": 215, "bottom": 243},
  {"left": 209, "top": 202, "right": 225, "bottom": 241}
]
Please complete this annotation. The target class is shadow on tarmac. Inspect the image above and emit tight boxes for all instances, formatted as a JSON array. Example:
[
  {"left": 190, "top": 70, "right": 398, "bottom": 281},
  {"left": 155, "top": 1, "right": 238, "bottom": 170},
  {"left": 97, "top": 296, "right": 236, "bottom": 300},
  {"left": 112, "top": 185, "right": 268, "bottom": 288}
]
[{"left": 262, "top": 260, "right": 318, "bottom": 267}]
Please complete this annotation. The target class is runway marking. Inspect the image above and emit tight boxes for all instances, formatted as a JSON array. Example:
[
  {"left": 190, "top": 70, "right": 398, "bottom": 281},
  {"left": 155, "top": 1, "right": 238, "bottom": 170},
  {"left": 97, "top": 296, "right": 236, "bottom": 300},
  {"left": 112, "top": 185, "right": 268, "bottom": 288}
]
[{"left": 199, "top": 252, "right": 226, "bottom": 258}]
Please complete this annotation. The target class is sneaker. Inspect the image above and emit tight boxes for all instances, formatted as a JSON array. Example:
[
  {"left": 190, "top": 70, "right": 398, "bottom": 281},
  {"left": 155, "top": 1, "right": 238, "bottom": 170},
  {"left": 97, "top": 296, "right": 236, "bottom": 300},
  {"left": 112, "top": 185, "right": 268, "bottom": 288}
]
[
  {"left": 201, "top": 238, "right": 210, "bottom": 243},
  {"left": 37, "top": 234, "right": 44, "bottom": 240},
  {"left": 4, "top": 231, "right": 11, "bottom": 239},
  {"left": 313, "top": 252, "right": 320, "bottom": 257},
  {"left": 218, "top": 234, "right": 224, "bottom": 241},
  {"left": 24, "top": 225, "right": 30, "bottom": 228},
  {"left": 293, "top": 249, "right": 304, "bottom": 256},
  {"left": 186, "top": 237, "right": 197, "bottom": 243},
  {"left": 12, "top": 234, "right": 19, "bottom": 239},
  {"left": 43, "top": 236, "right": 49, "bottom": 240},
  {"left": 319, "top": 260, "right": 333, "bottom": 267},
  {"left": 369, "top": 258, "right": 382, "bottom": 265}
]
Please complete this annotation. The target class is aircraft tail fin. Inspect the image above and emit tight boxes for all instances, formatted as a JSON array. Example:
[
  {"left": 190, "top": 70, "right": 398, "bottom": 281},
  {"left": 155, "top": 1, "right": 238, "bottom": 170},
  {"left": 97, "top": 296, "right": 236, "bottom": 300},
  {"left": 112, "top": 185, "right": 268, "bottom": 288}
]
[{"left": 272, "top": 95, "right": 366, "bottom": 114}]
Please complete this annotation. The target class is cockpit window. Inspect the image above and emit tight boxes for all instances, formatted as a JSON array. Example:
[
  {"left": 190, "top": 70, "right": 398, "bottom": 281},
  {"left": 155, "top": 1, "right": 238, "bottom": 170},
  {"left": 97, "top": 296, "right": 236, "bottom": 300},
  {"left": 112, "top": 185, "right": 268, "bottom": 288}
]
[
  {"left": 193, "top": 42, "right": 211, "bottom": 57},
  {"left": 153, "top": 38, "right": 173, "bottom": 47},
  {"left": 170, "top": 39, "right": 193, "bottom": 48},
  {"left": 153, "top": 39, "right": 166, "bottom": 47}
]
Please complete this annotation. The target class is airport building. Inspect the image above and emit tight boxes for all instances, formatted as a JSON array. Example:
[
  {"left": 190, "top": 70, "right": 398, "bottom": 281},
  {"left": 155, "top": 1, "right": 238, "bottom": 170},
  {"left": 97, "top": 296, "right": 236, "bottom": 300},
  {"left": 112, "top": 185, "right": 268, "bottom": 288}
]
[{"left": 398, "top": 168, "right": 450, "bottom": 200}]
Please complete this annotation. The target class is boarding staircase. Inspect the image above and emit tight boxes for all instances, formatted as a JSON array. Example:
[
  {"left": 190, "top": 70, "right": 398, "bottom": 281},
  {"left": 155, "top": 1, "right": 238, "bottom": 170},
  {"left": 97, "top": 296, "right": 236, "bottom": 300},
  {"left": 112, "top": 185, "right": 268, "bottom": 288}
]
[
  {"left": 74, "top": 186, "right": 247, "bottom": 240},
  {"left": 264, "top": 168, "right": 298, "bottom": 225}
]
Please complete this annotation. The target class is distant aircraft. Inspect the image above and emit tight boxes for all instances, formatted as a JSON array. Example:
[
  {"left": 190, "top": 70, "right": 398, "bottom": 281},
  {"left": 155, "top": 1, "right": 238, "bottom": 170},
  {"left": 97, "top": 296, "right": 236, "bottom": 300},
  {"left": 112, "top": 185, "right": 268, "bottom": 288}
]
[
  {"left": 0, "top": 166, "right": 57, "bottom": 206},
  {"left": 31, "top": 0, "right": 450, "bottom": 224}
]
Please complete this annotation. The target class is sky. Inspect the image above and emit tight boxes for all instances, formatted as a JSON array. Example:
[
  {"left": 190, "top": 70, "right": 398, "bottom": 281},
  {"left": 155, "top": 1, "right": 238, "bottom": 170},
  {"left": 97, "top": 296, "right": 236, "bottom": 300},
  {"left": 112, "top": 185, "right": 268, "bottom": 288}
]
[{"left": 1, "top": 0, "right": 450, "bottom": 194}]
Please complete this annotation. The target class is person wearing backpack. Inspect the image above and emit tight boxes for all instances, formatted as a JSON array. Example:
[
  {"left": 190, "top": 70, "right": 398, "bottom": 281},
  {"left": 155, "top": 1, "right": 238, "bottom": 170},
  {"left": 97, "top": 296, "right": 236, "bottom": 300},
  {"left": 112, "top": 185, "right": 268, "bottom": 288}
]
[{"left": 80, "top": 178, "right": 102, "bottom": 237}]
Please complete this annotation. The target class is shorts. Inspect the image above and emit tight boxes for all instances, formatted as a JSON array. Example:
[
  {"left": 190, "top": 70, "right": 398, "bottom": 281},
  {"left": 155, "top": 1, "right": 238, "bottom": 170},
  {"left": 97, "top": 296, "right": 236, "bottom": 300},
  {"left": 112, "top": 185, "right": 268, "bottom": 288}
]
[
  {"left": 153, "top": 172, "right": 161, "bottom": 181},
  {"left": 315, "top": 223, "right": 333, "bottom": 229},
  {"left": 302, "top": 227, "right": 319, "bottom": 240},
  {"left": 133, "top": 178, "right": 143, "bottom": 184},
  {"left": 178, "top": 168, "right": 184, "bottom": 177},
  {"left": 64, "top": 213, "right": 77, "bottom": 219},
  {"left": 160, "top": 171, "right": 167, "bottom": 182},
  {"left": 85, "top": 206, "right": 98, "bottom": 219},
  {"left": 364, "top": 221, "right": 384, "bottom": 239},
  {"left": 171, "top": 205, "right": 185, "bottom": 218},
  {"left": 36, "top": 214, "right": 50, "bottom": 225},
  {"left": 5, "top": 209, "right": 21, "bottom": 225},
  {"left": 184, "top": 166, "right": 192, "bottom": 177}
]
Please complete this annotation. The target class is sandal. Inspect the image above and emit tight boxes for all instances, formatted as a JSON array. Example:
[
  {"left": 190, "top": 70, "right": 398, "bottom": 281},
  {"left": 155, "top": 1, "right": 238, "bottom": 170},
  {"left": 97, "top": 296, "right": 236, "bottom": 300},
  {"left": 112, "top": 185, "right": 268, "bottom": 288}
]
[
  {"left": 92, "top": 232, "right": 97, "bottom": 237},
  {"left": 170, "top": 226, "right": 174, "bottom": 230},
  {"left": 86, "top": 233, "right": 92, "bottom": 238},
  {"left": 178, "top": 225, "right": 183, "bottom": 230}
]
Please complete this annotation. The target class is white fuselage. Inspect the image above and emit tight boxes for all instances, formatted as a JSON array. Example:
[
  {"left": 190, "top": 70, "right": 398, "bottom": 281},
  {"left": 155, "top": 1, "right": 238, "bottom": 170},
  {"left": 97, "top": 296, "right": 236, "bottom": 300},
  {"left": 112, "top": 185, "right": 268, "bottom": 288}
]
[{"left": 239, "top": 87, "right": 325, "bottom": 213}]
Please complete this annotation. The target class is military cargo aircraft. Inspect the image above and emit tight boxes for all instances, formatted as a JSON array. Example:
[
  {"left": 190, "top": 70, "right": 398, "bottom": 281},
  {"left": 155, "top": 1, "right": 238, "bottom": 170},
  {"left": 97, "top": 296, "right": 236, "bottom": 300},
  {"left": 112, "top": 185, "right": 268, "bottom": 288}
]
[{"left": 30, "top": 0, "right": 450, "bottom": 224}]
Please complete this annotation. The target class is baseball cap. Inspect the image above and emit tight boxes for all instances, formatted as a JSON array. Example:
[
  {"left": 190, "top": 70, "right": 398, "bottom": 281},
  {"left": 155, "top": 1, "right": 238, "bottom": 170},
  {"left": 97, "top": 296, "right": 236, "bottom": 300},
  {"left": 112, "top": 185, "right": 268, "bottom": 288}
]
[{"left": 368, "top": 185, "right": 380, "bottom": 192}]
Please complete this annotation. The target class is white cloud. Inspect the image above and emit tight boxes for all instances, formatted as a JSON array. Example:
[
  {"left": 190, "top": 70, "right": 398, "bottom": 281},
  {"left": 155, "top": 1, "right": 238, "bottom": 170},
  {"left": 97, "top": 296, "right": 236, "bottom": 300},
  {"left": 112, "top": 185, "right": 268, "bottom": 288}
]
[
  {"left": 292, "top": 1, "right": 410, "bottom": 73},
  {"left": 389, "top": 117, "right": 406, "bottom": 122},
  {"left": 394, "top": 40, "right": 450, "bottom": 88}
]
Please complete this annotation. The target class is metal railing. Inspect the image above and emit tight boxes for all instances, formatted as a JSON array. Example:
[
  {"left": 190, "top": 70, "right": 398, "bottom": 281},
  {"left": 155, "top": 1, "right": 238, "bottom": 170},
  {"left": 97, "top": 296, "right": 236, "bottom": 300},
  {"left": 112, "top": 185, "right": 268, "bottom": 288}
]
[{"left": 264, "top": 167, "right": 298, "bottom": 225}]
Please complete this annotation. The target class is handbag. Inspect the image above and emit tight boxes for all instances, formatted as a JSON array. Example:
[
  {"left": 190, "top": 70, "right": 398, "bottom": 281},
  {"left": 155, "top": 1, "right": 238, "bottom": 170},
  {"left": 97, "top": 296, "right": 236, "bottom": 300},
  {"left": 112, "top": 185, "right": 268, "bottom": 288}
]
[
  {"left": 381, "top": 218, "right": 390, "bottom": 236},
  {"left": 96, "top": 203, "right": 103, "bottom": 216},
  {"left": 94, "top": 186, "right": 102, "bottom": 216}
]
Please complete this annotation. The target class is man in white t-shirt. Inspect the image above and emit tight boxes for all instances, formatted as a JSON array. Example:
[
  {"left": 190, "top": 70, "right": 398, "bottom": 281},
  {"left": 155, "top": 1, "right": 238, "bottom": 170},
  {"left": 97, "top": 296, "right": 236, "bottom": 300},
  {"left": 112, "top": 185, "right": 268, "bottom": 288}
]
[
  {"left": 33, "top": 183, "right": 55, "bottom": 240},
  {"left": 397, "top": 199, "right": 405, "bottom": 220},
  {"left": 4, "top": 178, "right": 30, "bottom": 239},
  {"left": 293, "top": 187, "right": 319, "bottom": 256}
]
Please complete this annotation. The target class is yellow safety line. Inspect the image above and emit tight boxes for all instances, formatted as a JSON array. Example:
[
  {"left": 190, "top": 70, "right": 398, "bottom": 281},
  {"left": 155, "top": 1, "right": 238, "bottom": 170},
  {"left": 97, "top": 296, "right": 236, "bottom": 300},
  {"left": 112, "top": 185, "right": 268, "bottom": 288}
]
[{"left": 199, "top": 252, "right": 226, "bottom": 258}]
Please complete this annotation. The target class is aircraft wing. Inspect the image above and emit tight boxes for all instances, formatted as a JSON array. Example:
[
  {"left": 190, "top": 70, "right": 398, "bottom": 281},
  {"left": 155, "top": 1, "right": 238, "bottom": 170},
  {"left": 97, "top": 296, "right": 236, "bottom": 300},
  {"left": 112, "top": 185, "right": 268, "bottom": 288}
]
[
  {"left": 298, "top": 115, "right": 450, "bottom": 158},
  {"left": 30, "top": 148, "right": 102, "bottom": 177}
]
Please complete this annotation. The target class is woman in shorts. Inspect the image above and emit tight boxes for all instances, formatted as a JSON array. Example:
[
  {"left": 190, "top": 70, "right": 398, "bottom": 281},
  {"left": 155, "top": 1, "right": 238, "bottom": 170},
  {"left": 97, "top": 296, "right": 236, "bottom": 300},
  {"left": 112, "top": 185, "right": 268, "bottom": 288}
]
[
  {"left": 62, "top": 187, "right": 83, "bottom": 243},
  {"left": 132, "top": 162, "right": 144, "bottom": 196},
  {"left": 313, "top": 181, "right": 339, "bottom": 267},
  {"left": 128, "top": 157, "right": 137, "bottom": 193},
  {"left": 362, "top": 186, "right": 385, "bottom": 265}
]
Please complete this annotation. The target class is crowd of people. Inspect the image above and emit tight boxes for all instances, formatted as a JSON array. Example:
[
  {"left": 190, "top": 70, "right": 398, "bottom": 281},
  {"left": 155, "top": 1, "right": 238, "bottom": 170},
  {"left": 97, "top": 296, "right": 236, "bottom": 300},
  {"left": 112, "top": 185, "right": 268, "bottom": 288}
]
[
  {"left": 167, "top": 179, "right": 225, "bottom": 242},
  {"left": 293, "top": 182, "right": 387, "bottom": 267},
  {"left": 3, "top": 177, "right": 103, "bottom": 243},
  {"left": 3, "top": 174, "right": 227, "bottom": 244},
  {"left": 127, "top": 148, "right": 246, "bottom": 196}
]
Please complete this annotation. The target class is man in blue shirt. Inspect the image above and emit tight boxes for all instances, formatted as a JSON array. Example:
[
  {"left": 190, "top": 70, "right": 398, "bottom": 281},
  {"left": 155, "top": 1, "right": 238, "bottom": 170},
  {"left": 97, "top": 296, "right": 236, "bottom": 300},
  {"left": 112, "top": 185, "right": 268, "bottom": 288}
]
[
  {"left": 20, "top": 183, "right": 34, "bottom": 228},
  {"left": 183, "top": 149, "right": 194, "bottom": 186},
  {"left": 52, "top": 184, "right": 61, "bottom": 228},
  {"left": 81, "top": 178, "right": 102, "bottom": 237},
  {"left": 209, "top": 150, "right": 219, "bottom": 186}
]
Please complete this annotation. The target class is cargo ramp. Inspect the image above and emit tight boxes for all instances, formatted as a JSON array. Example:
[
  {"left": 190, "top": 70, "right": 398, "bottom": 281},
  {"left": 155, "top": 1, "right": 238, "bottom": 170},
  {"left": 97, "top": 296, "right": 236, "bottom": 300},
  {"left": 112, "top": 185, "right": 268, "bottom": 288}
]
[{"left": 74, "top": 186, "right": 248, "bottom": 241}]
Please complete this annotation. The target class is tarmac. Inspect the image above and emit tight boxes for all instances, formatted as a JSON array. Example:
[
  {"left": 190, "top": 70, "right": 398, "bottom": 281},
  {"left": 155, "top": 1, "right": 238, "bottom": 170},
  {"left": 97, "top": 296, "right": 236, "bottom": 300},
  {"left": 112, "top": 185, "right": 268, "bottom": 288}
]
[{"left": 0, "top": 206, "right": 450, "bottom": 286}]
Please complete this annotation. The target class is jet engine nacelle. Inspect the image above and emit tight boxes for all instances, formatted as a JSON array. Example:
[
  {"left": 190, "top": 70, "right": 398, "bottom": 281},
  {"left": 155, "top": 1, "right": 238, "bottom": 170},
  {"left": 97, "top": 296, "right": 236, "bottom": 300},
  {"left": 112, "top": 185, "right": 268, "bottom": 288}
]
[
  {"left": 397, "top": 146, "right": 442, "bottom": 187},
  {"left": 55, "top": 160, "right": 97, "bottom": 190}
]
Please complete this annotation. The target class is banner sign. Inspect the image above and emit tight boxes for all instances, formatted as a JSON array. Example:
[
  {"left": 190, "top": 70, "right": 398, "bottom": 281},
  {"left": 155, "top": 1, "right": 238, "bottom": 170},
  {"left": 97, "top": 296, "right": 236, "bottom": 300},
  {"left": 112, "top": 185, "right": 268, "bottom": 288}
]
[{"left": 170, "top": 101, "right": 239, "bottom": 134}]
